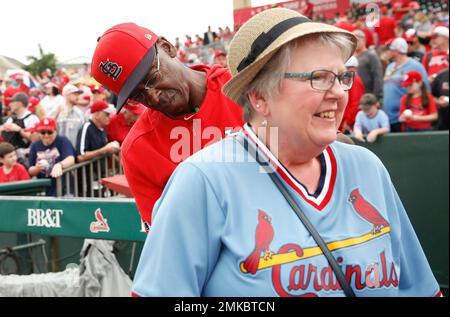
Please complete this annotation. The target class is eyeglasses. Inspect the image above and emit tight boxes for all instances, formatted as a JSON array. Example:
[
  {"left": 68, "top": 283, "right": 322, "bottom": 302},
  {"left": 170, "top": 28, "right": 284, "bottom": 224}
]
[
  {"left": 129, "top": 46, "right": 161, "bottom": 104},
  {"left": 284, "top": 69, "right": 355, "bottom": 91},
  {"left": 39, "top": 130, "right": 54, "bottom": 135}
]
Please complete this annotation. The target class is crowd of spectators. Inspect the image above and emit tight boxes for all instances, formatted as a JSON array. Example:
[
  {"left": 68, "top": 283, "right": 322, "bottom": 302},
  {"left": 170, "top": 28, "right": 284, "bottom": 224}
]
[
  {"left": 0, "top": 0, "right": 448, "bottom": 190},
  {"left": 0, "top": 66, "right": 145, "bottom": 194}
]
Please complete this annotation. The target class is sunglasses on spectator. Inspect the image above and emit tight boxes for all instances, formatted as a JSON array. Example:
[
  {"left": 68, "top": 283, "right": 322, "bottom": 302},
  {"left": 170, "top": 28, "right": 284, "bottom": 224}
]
[{"left": 39, "top": 130, "right": 55, "bottom": 135}]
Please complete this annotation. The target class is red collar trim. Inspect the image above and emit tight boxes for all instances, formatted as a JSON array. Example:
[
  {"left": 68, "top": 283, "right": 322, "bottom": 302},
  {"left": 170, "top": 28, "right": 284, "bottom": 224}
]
[{"left": 242, "top": 124, "right": 336, "bottom": 211}]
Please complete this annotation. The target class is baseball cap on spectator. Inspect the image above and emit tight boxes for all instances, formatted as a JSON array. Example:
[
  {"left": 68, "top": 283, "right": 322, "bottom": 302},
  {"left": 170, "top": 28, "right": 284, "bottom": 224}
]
[
  {"left": 62, "top": 84, "right": 83, "bottom": 97},
  {"left": 70, "top": 73, "right": 83, "bottom": 85},
  {"left": 388, "top": 38, "right": 408, "bottom": 54},
  {"left": 36, "top": 117, "right": 57, "bottom": 131},
  {"left": 380, "top": 6, "right": 388, "bottom": 14},
  {"left": 401, "top": 71, "right": 422, "bottom": 86},
  {"left": 91, "top": 23, "right": 159, "bottom": 112},
  {"left": 90, "top": 84, "right": 105, "bottom": 94},
  {"left": 403, "top": 29, "right": 417, "bottom": 43},
  {"left": 408, "top": 1, "right": 420, "bottom": 10},
  {"left": 89, "top": 100, "right": 116, "bottom": 115},
  {"left": 359, "top": 93, "right": 378, "bottom": 110},
  {"left": 214, "top": 50, "right": 226, "bottom": 58},
  {"left": 432, "top": 26, "right": 449, "bottom": 38},
  {"left": 345, "top": 56, "right": 359, "bottom": 68},
  {"left": 23, "top": 122, "right": 39, "bottom": 133},
  {"left": 123, "top": 101, "right": 146, "bottom": 115},
  {"left": 8, "top": 92, "right": 29, "bottom": 106}
]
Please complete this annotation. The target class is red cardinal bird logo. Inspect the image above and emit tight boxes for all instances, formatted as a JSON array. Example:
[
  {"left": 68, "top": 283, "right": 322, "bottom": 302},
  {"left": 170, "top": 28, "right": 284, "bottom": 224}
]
[
  {"left": 90, "top": 208, "right": 110, "bottom": 233},
  {"left": 348, "top": 189, "right": 389, "bottom": 234},
  {"left": 242, "top": 210, "right": 275, "bottom": 275}
]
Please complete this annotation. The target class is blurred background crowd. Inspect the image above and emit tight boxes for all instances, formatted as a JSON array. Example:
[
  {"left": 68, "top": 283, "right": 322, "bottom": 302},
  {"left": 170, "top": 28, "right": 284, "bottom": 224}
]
[{"left": 0, "top": 0, "right": 448, "bottom": 189}]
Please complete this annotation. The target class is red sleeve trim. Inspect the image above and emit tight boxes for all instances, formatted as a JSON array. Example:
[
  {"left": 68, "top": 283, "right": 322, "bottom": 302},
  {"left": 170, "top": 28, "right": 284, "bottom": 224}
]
[
  {"left": 435, "top": 291, "right": 443, "bottom": 297},
  {"left": 131, "top": 292, "right": 141, "bottom": 297}
]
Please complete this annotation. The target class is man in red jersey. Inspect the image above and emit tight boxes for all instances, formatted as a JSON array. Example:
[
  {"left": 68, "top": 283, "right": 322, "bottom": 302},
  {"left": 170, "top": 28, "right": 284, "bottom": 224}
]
[
  {"left": 91, "top": 23, "right": 243, "bottom": 229},
  {"left": 423, "top": 26, "right": 449, "bottom": 83},
  {"left": 105, "top": 101, "right": 145, "bottom": 144}
]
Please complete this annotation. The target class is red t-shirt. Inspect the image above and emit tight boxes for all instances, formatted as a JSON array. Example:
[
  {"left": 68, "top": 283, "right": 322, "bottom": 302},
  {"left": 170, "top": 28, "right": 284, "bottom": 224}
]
[
  {"left": 2, "top": 85, "right": 20, "bottom": 107},
  {"left": 335, "top": 21, "right": 355, "bottom": 32},
  {"left": 0, "top": 163, "right": 30, "bottom": 183},
  {"left": 423, "top": 50, "right": 449, "bottom": 77},
  {"left": 105, "top": 113, "right": 132, "bottom": 144},
  {"left": 122, "top": 64, "right": 244, "bottom": 226},
  {"left": 399, "top": 93, "right": 437, "bottom": 130},
  {"left": 341, "top": 74, "right": 365, "bottom": 130},
  {"left": 362, "top": 27, "right": 375, "bottom": 48},
  {"left": 391, "top": 0, "right": 410, "bottom": 21},
  {"left": 375, "top": 17, "right": 397, "bottom": 45},
  {"left": 301, "top": 3, "right": 314, "bottom": 19}
]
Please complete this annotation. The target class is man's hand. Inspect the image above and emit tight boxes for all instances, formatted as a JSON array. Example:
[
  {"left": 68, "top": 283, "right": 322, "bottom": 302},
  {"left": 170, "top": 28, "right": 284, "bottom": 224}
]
[
  {"left": 50, "top": 163, "right": 63, "bottom": 178},
  {"left": 437, "top": 96, "right": 449, "bottom": 108},
  {"left": 104, "top": 141, "right": 121, "bottom": 155},
  {"left": 36, "top": 159, "right": 49, "bottom": 170},
  {"left": 2, "top": 123, "right": 22, "bottom": 132}
]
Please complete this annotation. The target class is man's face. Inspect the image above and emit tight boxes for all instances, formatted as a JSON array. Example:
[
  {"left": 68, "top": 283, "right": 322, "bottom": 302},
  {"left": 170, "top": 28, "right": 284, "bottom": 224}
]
[
  {"left": 67, "top": 92, "right": 80, "bottom": 104},
  {"left": 129, "top": 41, "right": 191, "bottom": 118},
  {"left": 431, "top": 35, "right": 447, "bottom": 49},
  {"left": 9, "top": 101, "right": 24, "bottom": 114},
  {"left": 39, "top": 130, "right": 57, "bottom": 146},
  {"left": 214, "top": 55, "right": 228, "bottom": 68},
  {"left": 95, "top": 111, "right": 111, "bottom": 128}
]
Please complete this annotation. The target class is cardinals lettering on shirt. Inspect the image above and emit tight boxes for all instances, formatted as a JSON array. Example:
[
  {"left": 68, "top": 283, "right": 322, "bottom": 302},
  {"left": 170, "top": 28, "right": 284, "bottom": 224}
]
[{"left": 240, "top": 189, "right": 398, "bottom": 296}]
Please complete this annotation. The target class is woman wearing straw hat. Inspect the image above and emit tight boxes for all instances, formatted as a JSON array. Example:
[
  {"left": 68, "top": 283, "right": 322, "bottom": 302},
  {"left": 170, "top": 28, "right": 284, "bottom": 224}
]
[{"left": 131, "top": 8, "right": 440, "bottom": 297}]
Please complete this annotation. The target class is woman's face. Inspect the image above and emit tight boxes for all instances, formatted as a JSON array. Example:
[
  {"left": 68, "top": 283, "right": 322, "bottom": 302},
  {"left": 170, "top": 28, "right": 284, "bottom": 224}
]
[{"left": 266, "top": 41, "right": 349, "bottom": 150}]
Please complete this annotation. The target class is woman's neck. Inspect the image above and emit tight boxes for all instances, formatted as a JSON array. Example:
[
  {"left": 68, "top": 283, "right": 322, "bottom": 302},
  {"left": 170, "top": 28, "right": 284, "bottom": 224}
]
[{"left": 249, "top": 120, "right": 324, "bottom": 166}]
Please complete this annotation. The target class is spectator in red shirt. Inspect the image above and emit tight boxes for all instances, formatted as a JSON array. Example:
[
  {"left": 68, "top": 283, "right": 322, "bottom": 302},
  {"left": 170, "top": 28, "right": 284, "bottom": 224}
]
[
  {"left": 91, "top": 23, "right": 244, "bottom": 227},
  {"left": 423, "top": 26, "right": 449, "bottom": 82},
  {"left": 335, "top": 16, "right": 355, "bottom": 32},
  {"left": 375, "top": 7, "right": 398, "bottom": 45},
  {"left": 340, "top": 56, "right": 365, "bottom": 133},
  {"left": 106, "top": 101, "right": 145, "bottom": 144},
  {"left": 353, "top": 18, "right": 375, "bottom": 48},
  {"left": 399, "top": 70, "right": 438, "bottom": 132},
  {"left": 391, "top": 0, "right": 410, "bottom": 21},
  {"left": 301, "top": 0, "right": 314, "bottom": 19},
  {"left": 213, "top": 50, "right": 228, "bottom": 68},
  {"left": 0, "top": 142, "right": 30, "bottom": 183}
]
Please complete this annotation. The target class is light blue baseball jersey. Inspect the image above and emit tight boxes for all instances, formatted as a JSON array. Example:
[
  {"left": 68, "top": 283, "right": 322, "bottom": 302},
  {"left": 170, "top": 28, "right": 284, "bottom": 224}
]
[
  {"left": 132, "top": 124, "right": 440, "bottom": 297},
  {"left": 354, "top": 109, "right": 390, "bottom": 135}
]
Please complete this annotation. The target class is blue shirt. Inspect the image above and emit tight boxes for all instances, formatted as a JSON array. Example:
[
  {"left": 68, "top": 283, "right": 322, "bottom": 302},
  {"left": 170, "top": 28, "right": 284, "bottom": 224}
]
[
  {"left": 132, "top": 124, "right": 440, "bottom": 297},
  {"left": 354, "top": 109, "right": 390, "bottom": 134},
  {"left": 29, "top": 135, "right": 75, "bottom": 196},
  {"left": 383, "top": 58, "right": 430, "bottom": 124}
]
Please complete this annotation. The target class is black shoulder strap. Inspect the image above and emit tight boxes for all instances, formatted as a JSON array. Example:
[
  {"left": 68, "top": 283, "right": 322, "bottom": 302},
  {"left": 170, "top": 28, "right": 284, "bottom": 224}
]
[{"left": 236, "top": 134, "right": 356, "bottom": 297}]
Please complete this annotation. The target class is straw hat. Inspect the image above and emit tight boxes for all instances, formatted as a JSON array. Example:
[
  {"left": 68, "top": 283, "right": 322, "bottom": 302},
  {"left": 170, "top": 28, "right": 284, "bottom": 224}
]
[{"left": 222, "top": 8, "right": 357, "bottom": 104}]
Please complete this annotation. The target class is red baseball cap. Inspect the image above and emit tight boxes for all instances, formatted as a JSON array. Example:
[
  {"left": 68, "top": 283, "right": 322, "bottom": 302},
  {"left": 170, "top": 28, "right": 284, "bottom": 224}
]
[
  {"left": 90, "top": 100, "right": 116, "bottom": 114},
  {"left": 123, "top": 100, "right": 146, "bottom": 115},
  {"left": 403, "top": 28, "right": 417, "bottom": 42},
  {"left": 214, "top": 50, "right": 226, "bottom": 58},
  {"left": 91, "top": 23, "right": 159, "bottom": 112},
  {"left": 36, "top": 117, "right": 57, "bottom": 131},
  {"left": 408, "top": 1, "right": 420, "bottom": 10},
  {"left": 401, "top": 71, "right": 422, "bottom": 86}
]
